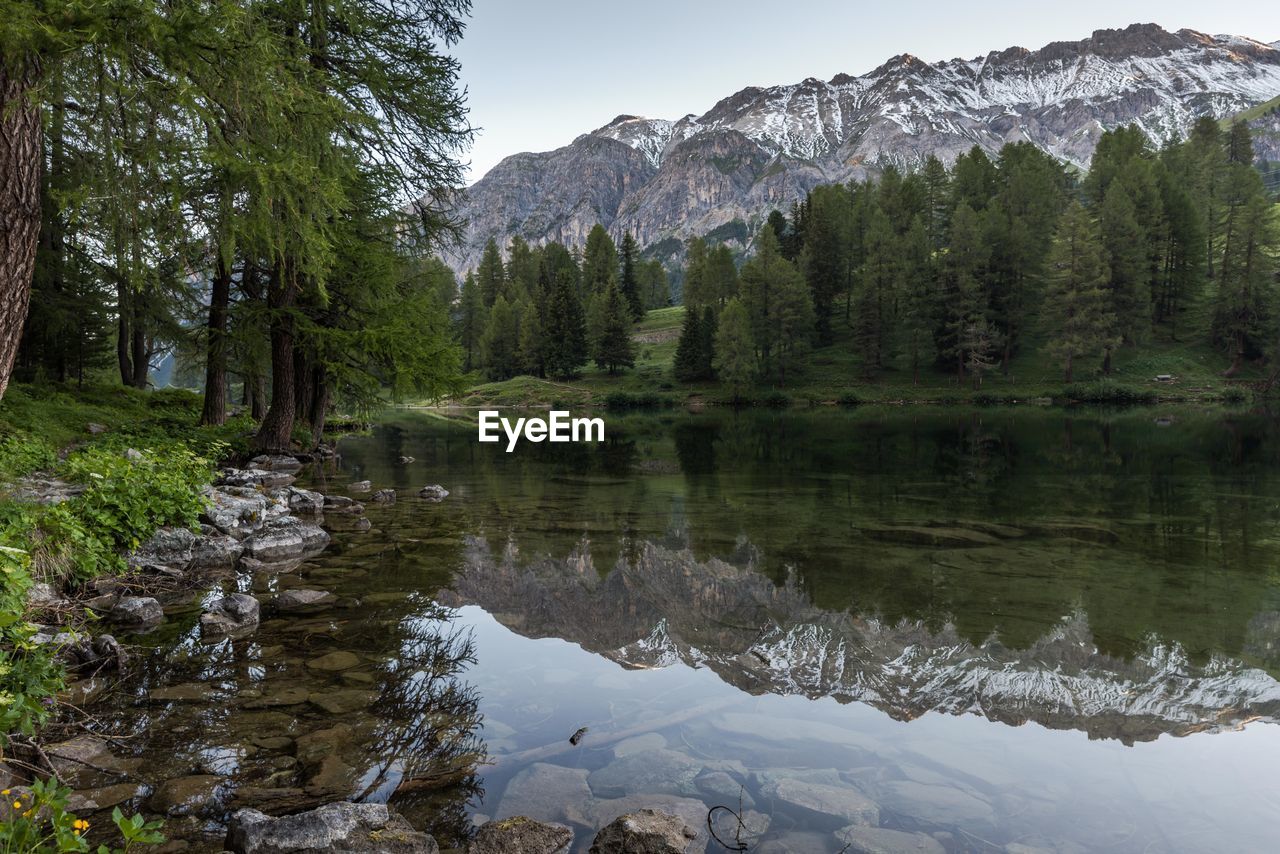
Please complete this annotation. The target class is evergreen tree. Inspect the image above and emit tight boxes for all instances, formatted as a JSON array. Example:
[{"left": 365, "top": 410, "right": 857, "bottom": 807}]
[
  {"left": 1044, "top": 202, "right": 1115, "bottom": 382},
  {"left": 939, "top": 203, "right": 993, "bottom": 378},
  {"left": 699, "top": 306, "right": 718, "bottom": 379},
  {"left": 506, "top": 236, "right": 538, "bottom": 304},
  {"left": 639, "top": 260, "right": 670, "bottom": 309},
  {"left": 801, "top": 184, "right": 851, "bottom": 344},
  {"left": 543, "top": 269, "right": 588, "bottom": 379},
  {"left": 582, "top": 224, "right": 618, "bottom": 294},
  {"left": 481, "top": 294, "right": 519, "bottom": 380},
  {"left": 714, "top": 297, "right": 756, "bottom": 398},
  {"left": 1214, "top": 169, "right": 1276, "bottom": 374},
  {"left": 706, "top": 245, "right": 739, "bottom": 308},
  {"left": 476, "top": 238, "right": 506, "bottom": 307},
  {"left": 682, "top": 236, "right": 711, "bottom": 309},
  {"left": 740, "top": 227, "right": 813, "bottom": 386},
  {"left": 1099, "top": 182, "right": 1150, "bottom": 366},
  {"left": 456, "top": 272, "right": 485, "bottom": 372},
  {"left": 673, "top": 308, "right": 706, "bottom": 382},
  {"left": 517, "top": 296, "right": 544, "bottom": 377},
  {"left": 592, "top": 283, "right": 635, "bottom": 374},
  {"left": 856, "top": 206, "right": 897, "bottom": 373},
  {"left": 619, "top": 231, "right": 644, "bottom": 319}
]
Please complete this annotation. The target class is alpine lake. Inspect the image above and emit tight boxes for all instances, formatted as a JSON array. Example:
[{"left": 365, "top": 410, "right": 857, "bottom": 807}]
[{"left": 82, "top": 407, "right": 1280, "bottom": 853}]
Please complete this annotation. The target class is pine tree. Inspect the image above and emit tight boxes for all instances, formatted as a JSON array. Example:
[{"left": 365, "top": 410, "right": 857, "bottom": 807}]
[
  {"left": 543, "top": 269, "right": 588, "bottom": 379},
  {"left": 517, "top": 296, "right": 544, "bottom": 377},
  {"left": 699, "top": 306, "right": 718, "bottom": 379},
  {"left": 481, "top": 294, "right": 519, "bottom": 380},
  {"left": 801, "top": 184, "right": 851, "bottom": 344},
  {"left": 706, "top": 245, "right": 739, "bottom": 308},
  {"left": 1044, "top": 202, "right": 1115, "bottom": 383},
  {"left": 856, "top": 206, "right": 897, "bottom": 373},
  {"left": 939, "top": 203, "right": 993, "bottom": 378},
  {"left": 476, "top": 238, "right": 505, "bottom": 307},
  {"left": 673, "top": 308, "right": 706, "bottom": 382},
  {"left": 1214, "top": 169, "right": 1276, "bottom": 375},
  {"left": 582, "top": 224, "right": 618, "bottom": 294},
  {"left": 639, "top": 260, "right": 669, "bottom": 309},
  {"left": 619, "top": 231, "right": 644, "bottom": 319},
  {"left": 592, "top": 283, "right": 635, "bottom": 374},
  {"left": 506, "top": 236, "right": 538, "bottom": 304},
  {"left": 456, "top": 272, "right": 486, "bottom": 372},
  {"left": 740, "top": 227, "right": 813, "bottom": 386},
  {"left": 714, "top": 297, "right": 756, "bottom": 398},
  {"left": 682, "top": 236, "right": 711, "bottom": 309}
]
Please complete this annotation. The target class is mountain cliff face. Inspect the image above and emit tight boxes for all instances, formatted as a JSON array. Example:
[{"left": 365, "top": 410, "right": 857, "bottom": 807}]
[
  {"left": 439, "top": 537, "right": 1280, "bottom": 744},
  {"left": 445, "top": 23, "right": 1280, "bottom": 271}
]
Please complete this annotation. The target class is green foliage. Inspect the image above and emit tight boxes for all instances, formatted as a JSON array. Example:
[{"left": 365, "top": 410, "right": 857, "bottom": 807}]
[
  {"left": 0, "top": 778, "right": 164, "bottom": 852},
  {"left": 0, "top": 438, "right": 57, "bottom": 479},
  {"left": 0, "top": 545, "right": 63, "bottom": 742},
  {"left": 1060, "top": 381, "right": 1158, "bottom": 404}
]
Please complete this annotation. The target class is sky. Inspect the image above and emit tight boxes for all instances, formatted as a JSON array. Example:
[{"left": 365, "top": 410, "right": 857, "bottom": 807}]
[{"left": 449, "top": 0, "right": 1278, "bottom": 183}]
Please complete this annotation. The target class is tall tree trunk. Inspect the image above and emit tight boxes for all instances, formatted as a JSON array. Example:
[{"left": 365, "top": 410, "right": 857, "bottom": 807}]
[
  {"left": 200, "top": 254, "right": 232, "bottom": 425},
  {"left": 0, "top": 57, "right": 43, "bottom": 401},
  {"left": 130, "top": 307, "right": 147, "bottom": 388},
  {"left": 309, "top": 364, "right": 329, "bottom": 447},
  {"left": 253, "top": 263, "right": 297, "bottom": 452},
  {"left": 249, "top": 372, "right": 267, "bottom": 420},
  {"left": 116, "top": 280, "right": 134, "bottom": 385}
]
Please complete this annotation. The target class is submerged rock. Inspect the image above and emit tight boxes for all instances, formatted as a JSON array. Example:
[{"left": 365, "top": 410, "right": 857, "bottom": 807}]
[
  {"left": 348, "top": 480, "right": 372, "bottom": 492},
  {"left": 587, "top": 749, "right": 701, "bottom": 798},
  {"left": 371, "top": 489, "right": 396, "bottom": 504},
  {"left": 418, "top": 485, "right": 449, "bottom": 502},
  {"left": 225, "top": 802, "right": 437, "bottom": 853},
  {"left": 496, "top": 763, "right": 592, "bottom": 827},
  {"left": 271, "top": 589, "right": 336, "bottom": 611},
  {"left": 66, "top": 783, "right": 145, "bottom": 814},
  {"left": 758, "top": 776, "right": 878, "bottom": 826},
  {"left": 589, "top": 809, "right": 699, "bottom": 854},
  {"left": 470, "top": 816, "right": 572, "bottom": 854},
  {"left": 147, "top": 774, "right": 223, "bottom": 816},
  {"left": 835, "top": 825, "right": 946, "bottom": 854},
  {"left": 200, "top": 593, "right": 261, "bottom": 639}
]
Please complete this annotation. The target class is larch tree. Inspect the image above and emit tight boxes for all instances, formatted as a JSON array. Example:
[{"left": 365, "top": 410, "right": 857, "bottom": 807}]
[
  {"left": 713, "top": 298, "right": 756, "bottom": 399},
  {"left": 1044, "top": 202, "right": 1115, "bottom": 383}
]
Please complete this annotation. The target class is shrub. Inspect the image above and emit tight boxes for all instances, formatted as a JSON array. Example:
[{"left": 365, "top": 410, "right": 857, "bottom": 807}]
[
  {"left": 0, "top": 437, "right": 58, "bottom": 479},
  {"left": 837, "top": 392, "right": 861, "bottom": 407},
  {"left": 1061, "top": 381, "right": 1157, "bottom": 404},
  {"left": 761, "top": 391, "right": 791, "bottom": 409},
  {"left": 0, "top": 544, "right": 63, "bottom": 742},
  {"left": 0, "top": 778, "right": 165, "bottom": 852}
]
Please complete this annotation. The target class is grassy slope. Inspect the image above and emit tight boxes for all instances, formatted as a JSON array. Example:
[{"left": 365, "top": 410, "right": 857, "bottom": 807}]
[{"left": 451, "top": 284, "right": 1260, "bottom": 408}]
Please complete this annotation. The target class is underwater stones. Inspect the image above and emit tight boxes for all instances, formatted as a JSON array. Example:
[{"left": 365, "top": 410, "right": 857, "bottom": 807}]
[
  {"left": 588, "top": 749, "right": 701, "bottom": 799},
  {"left": 243, "top": 686, "right": 311, "bottom": 709},
  {"left": 147, "top": 774, "right": 224, "bottom": 817},
  {"left": 302, "top": 754, "right": 358, "bottom": 797},
  {"left": 348, "top": 480, "right": 372, "bottom": 492},
  {"left": 418, "top": 484, "right": 448, "bottom": 502},
  {"left": 612, "top": 733, "right": 667, "bottom": 757},
  {"left": 200, "top": 593, "right": 261, "bottom": 639},
  {"left": 308, "top": 688, "right": 375, "bottom": 715},
  {"left": 110, "top": 596, "right": 164, "bottom": 626},
  {"left": 294, "top": 725, "right": 351, "bottom": 767},
  {"left": 226, "top": 802, "right": 438, "bottom": 853},
  {"left": 758, "top": 776, "right": 878, "bottom": 826},
  {"left": 243, "top": 518, "right": 330, "bottom": 562},
  {"left": 150, "top": 683, "right": 215, "bottom": 702},
  {"left": 693, "top": 770, "right": 754, "bottom": 809},
  {"left": 250, "top": 736, "right": 294, "bottom": 752},
  {"left": 66, "top": 783, "right": 144, "bottom": 814},
  {"left": 270, "top": 589, "right": 335, "bottom": 611},
  {"left": 305, "top": 650, "right": 360, "bottom": 672},
  {"left": 835, "top": 825, "right": 946, "bottom": 854},
  {"left": 371, "top": 489, "right": 396, "bottom": 503},
  {"left": 496, "top": 763, "right": 592, "bottom": 826},
  {"left": 589, "top": 809, "right": 700, "bottom": 854},
  {"left": 469, "top": 816, "right": 572, "bottom": 854},
  {"left": 873, "top": 781, "right": 995, "bottom": 833}
]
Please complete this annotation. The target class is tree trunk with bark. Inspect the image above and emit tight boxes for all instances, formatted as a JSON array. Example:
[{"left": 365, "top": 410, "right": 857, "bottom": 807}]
[
  {"left": 200, "top": 254, "right": 232, "bottom": 425},
  {"left": 252, "top": 264, "right": 297, "bottom": 452},
  {"left": 0, "top": 57, "right": 43, "bottom": 401}
]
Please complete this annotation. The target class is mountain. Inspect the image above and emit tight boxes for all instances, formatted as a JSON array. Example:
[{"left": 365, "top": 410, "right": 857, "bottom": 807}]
[
  {"left": 444, "top": 23, "right": 1280, "bottom": 272},
  {"left": 439, "top": 536, "right": 1280, "bottom": 744}
]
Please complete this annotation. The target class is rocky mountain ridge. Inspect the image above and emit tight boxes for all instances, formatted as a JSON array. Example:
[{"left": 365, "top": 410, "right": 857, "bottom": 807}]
[{"left": 445, "top": 23, "right": 1280, "bottom": 271}]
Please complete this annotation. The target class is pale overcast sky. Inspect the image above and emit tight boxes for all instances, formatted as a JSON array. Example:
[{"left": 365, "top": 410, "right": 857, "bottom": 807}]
[{"left": 450, "top": 1, "right": 1279, "bottom": 183}]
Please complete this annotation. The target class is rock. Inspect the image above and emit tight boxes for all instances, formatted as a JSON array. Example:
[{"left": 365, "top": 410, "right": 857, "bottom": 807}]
[
  {"left": 132, "top": 527, "right": 198, "bottom": 569},
  {"left": 305, "top": 651, "right": 361, "bottom": 672},
  {"left": 496, "top": 763, "right": 593, "bottom": 826},
  {"left": 758, "top": 777, "right": 878, "bottom": 826},
  {"left": 418, "top": 485, "right": 449, "bottom": 502},
  {"left": 348, "top": 480, "right": 372, "bottom": 492},
  {"left": 588, "top": 749, "right": 701, "bottom": 798},
  {"left": 150, "top": 683, "right": 214, "bottom": 702},
  {"left": 66, "top": 783, "right": 144, "bottom": 813},
  {"left": 191, "top": 531, "right": 244, "bottom": 568},
  {"left": 612, "top": 733, "right": 666, "bottom": 757},
  {"left": 46, "top": 736, "right": 140, "bottom": 788},
  {"left": 60, "top": 677, "right": 108, "bottom": 706},
  {"left": 590, "top": 809, "right": 699, "bottom": 854},
  {"left": 26, "top": 582, "right": 67, "bottom": 609},
  {"left": 249, "top": 455, "right": 304, "bottom": 473},
  {"left": 219, "top": 468, "right": 297, "bottom": 489},
  {"left": 371, "top": 489, "right": 396, "bottom": 504},
  {"left": 874, "top": 781, "right": 995, "bottom": 833},
  {"left": 243, "top": 518, "right": 330, "bottom": 562},
  {"left": 87, "top": 422, "right": 108, "bottom": 434},
  {"left": 200, "top": 593, "right": 261, "bottom": 639},
  {"left": 694, "top": 771, "right": 753, "bottom": 809},
  {"left": 110, "top": 596, "right": 164, "bottom": 626},
  {"left": 5, "top": 476, "right": 86, "bottom": 505},
  {"left": 308, "top": 689, "right": 375, "bottom": 715},
  {"left": 271, "top": 589, "right": 336, "bottom": 611},
  {"left": 243, "top": 686, "right": 312, "bottom": 709},
  {"left": 203, "top": 489, "right": 273, "bottom": 538},
  {"left": 123, "top": 448, "right": 145, "bottom": 461},
  {"left": 836, "top": 825, "right": 947, "bottom": 854},
  {"left": 322, "top": 494, "right": 356, "bottom": 509},
  {"left": 147, "top": 775, "right": 223, "bottom": 816},
  {"left": 397, "top": 456, "right": 415, "bottom": 464},
  {"left": 294, "top": 725, "right": 352, "bottom": 767},
  {"left": 303, "top": 754, "right": 358, "bottom": 797},
  {"left": 284, "top": 488, "right": 324, "bottom": 515},
  {"left": 225, "top": 802, "right": 438, "bottom": 853},
  {"left": 470, "top": 816, "right": 572, "bottom": 854}
]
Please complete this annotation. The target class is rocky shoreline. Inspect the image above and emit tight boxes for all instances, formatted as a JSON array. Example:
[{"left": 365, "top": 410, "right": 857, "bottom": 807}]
[{"left": 10, "top": 451, "right": 709, "bottom": 854}]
